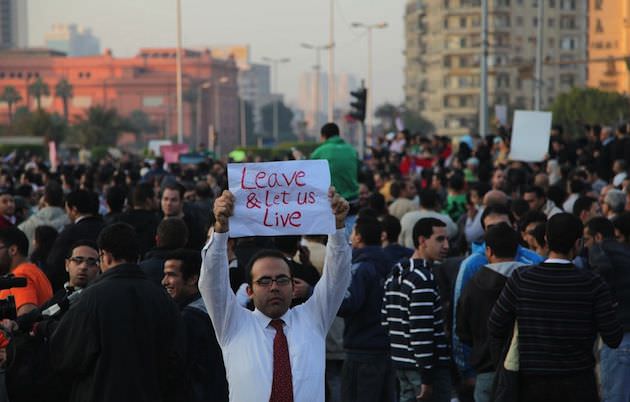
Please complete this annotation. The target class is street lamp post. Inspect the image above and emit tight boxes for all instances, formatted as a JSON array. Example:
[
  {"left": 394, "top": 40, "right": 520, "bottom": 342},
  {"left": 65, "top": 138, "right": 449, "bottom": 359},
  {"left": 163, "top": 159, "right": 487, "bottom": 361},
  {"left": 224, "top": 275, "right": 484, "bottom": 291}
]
[
  {"left": 301, "top": 43, "right": 332, "bottom": 133},
  {"left": 196, "top": 81, "right": 211, "bottom": 150},
  {"left": 175, "top": 0, "right": 184, "bottom": 144},
  {"left": 213, "top": 76, "right": 230, "bottom": 156},
  {"left": 328, "top": 0, "right": 335, "bottom": 123},
  {"left": 351, "top": 21, "right": 388, "bottom": 146},
  {"left": 262, "top": 57, "right": 290, "bottom": 142}
]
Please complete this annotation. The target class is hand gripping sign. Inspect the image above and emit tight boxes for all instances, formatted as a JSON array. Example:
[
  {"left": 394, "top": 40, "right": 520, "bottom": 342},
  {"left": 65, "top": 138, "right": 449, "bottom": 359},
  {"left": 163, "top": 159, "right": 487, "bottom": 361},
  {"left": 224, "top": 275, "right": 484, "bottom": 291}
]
[{"left": 227, "top": 160, "right": 335, "bottom": 237}]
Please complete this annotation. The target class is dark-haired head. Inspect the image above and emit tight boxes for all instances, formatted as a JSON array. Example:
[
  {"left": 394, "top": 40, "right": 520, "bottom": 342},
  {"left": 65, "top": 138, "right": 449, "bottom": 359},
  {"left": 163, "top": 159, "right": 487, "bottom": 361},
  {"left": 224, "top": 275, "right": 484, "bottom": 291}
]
[
  {"left": 546, "top": 213, "right": 583, "bottom": 256},
  {"left": 97, "top": 223, "right": 139, "bottom": 270}
]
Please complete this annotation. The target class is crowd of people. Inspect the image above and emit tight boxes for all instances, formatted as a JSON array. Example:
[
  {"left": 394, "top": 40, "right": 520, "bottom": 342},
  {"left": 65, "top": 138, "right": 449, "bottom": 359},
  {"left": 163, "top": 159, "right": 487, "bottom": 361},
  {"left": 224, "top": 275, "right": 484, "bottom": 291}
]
[{"left": 0, "top": 120, "right": 624, "bottom": 402}]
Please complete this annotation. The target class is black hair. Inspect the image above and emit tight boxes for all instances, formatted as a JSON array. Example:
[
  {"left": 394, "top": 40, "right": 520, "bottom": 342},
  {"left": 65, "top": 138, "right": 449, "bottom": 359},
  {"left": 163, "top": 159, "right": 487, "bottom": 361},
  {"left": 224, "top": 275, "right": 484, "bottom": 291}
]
[
  {"left": 245, "top": 249, "right": 291, "bottom": 286},
  {"left": 44, "top": 180, "right": 64, "bottom": 207},
  {"left": 481, "top": 203, "right": 513, "bottom": 230},
  {"left": 419, "top": 189, "right": 439, "bottom": 210},
  {"left": 484, "top": 222, "right": 518, "bottom": 259},
  {"left": 106, "top": 186, "right": 127, "bottom": 214},
  {"left": 412, "top": 217, "right": 446, "bottom": 249},
  {"left": 448, "top": 173, "right": 465, "bottom": 192},
  {"left": 164, "top": 248, "right": 202, "bottom": 281},
  {"left": 97, "top": 223, "right": 139, "bottom": 263},
  {"left": 156, "top": 218, "right": 189, "bottom": 249},
  {"left": 585, "top": 217, "right": 615, "bottom": 240},
  {"left": 390, "top": 180, "right": 404, "bottom": 199},
  {"left": 32, "top": 226, "right": 58, "bottom": 263},
  {"left": 273, "top": 236, "right": 301, "bottom": 255},
  {"left": 354, "top": 217, "right": 382, "bottom": 246},
  {"left": 569, "top": 178, "right": 586, "bottom": 194},
  {"left": 614, "top": 213, "right": 630, "bottom": 242},
  {"left": 532, "top": 222, "right": 547, "bottom": 249},
  {"left": 0, "top": 227, "right": 29, "bottom": 257},
  {"left": 573, "top": 196, "right": 596, "bottom": 217},
  {"left": 510, "top": 198, "right": 530, "bottom": 222},
  {"left": 379, "top": 214, "right": 402, "bottom": 244},
  {"left": 66, "top": 239, "right": 99, "bottom": 259},
  {"left": 66, "top": 190, "right": 99, "bottom": 215},
  {"left": 524, "top": 185, "right": 546, "bottom": 199},
  {"left": 195, "top": 181, "right": 214, "bottom": 199},
  {"left": 367, "top": 192, "right": 387, "bottom": 215},
  {"left": 162, "top": 182, "right": 185, "bottom": 200},
  {"left": 519, "top": 210, "right": 547, "bottom": 232},
  {"left": 131, "top": 182, "right": 154, "bottom": 208},
  {"left": 546, "top": 213, "right": 583, "bottom": 254},
  {"left": 320, "top": 122, "right": 340, "bottom": 139}
]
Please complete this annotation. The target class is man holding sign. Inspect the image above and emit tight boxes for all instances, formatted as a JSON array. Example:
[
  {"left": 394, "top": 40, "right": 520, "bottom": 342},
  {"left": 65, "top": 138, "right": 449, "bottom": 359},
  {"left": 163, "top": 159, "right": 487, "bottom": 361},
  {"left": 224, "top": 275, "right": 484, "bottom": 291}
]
[{"left": 199, "top": 187, "right": 351, "bottom": 402}]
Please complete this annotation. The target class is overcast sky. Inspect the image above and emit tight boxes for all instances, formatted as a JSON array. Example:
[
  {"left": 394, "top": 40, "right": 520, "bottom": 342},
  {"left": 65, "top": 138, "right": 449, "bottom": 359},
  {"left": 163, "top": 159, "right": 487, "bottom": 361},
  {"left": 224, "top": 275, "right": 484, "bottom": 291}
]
[{"left": 28, "top": 0, "right": 405, "bottom": 109}]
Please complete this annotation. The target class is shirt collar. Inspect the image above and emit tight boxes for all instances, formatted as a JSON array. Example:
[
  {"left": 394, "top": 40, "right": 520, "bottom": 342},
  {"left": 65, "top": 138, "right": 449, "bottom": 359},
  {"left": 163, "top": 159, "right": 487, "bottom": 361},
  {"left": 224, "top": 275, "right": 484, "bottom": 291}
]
[
  {"left": 544, "top": 258, "right": 572, "bottom": 264},
  {"left": 253, "top": 308, "right": 292, "bottom": 330}
]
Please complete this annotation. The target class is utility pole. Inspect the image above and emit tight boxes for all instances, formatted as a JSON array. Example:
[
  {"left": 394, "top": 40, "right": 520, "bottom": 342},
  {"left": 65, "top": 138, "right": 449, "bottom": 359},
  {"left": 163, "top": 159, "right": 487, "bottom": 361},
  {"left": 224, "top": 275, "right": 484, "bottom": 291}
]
[
  {"left": 352, "top": 22, "right": 388, "bottom": 147},
  {"left": 480, "top": 0, "right": 488, "bottom": 136},
  {"left": 328, "top": 0, "right": 335, "bottom": 122},
  {"left": 262, "top": 57, "right": 290, "bottom": 142},
  {"left": 302, "top": 43, "right": 331, "bottom": 133},
  {"left": 175, "top": 0, "right": 184, "bottom": 144},
  {"left": 534, "top": 0, "right": 545, "bottom": 110}
]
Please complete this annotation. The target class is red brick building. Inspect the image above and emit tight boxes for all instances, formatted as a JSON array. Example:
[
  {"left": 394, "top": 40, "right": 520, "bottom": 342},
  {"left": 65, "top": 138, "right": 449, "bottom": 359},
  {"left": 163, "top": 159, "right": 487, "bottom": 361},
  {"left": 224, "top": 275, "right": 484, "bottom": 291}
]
[{"left": 0, "top": 47, "right": 240, "bottom": 155}]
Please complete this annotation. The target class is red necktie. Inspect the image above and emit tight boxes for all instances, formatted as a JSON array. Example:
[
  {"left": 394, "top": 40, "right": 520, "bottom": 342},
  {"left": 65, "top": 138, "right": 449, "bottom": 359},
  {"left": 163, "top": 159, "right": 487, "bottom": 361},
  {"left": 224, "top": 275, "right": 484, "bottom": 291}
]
[{"left": 269, "top": 319, "right": 293, "bottom": 402}]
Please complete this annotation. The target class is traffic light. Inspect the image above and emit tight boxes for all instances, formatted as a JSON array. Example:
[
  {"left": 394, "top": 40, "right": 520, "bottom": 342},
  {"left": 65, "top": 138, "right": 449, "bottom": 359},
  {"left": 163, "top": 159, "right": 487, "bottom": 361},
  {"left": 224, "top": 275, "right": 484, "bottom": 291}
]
[{"left": 349, "top": 88, "right": 367, "bottom": 122}]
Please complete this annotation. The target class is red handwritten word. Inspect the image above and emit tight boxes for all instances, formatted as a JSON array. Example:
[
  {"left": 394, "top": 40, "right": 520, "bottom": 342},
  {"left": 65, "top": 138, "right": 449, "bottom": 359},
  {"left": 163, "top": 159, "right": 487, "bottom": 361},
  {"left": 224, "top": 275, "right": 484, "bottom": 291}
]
[
  {"left": 240, "top": 167, "right": 306, "bottom": 190},
  {"left": 265, "top": 190, "right": 290, "bottom": 207},
  {"left": 263, "top": 209, "right": 302, "bottom": 227}
]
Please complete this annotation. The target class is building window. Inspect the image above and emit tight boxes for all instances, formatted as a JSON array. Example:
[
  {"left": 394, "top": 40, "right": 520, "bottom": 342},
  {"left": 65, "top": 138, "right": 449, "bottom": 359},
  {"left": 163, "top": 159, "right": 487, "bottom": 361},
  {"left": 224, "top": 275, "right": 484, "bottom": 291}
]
[
  {"left": 460, "top": 17, "right": 467, "bottom": 28},
  {"left": 595, "top": 19, "right": 604, "bottom": 33},
  {"left": 516, "top": 16, "right": 524, "bottom": 26},
  {"left": 548, "top": 18, "right": 554, "bottom": 28}
]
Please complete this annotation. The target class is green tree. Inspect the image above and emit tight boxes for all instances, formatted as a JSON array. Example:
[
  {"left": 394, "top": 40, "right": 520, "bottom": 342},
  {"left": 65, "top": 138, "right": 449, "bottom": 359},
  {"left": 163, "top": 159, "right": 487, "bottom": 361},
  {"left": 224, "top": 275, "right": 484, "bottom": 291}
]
[
  {"left": 261, "top": 101, "right": 295, "bottom": 142},
  {"left": 128, "top": 109, "right": 157, "bottom": 137},
  {"left": 74, "top": 106, "right": 131, "bottom": 148},
  {"left": 551, "top": 87, "right": 630, "bottom": 135},
  {"left": 55, "top": 78, "right": 73, "bottom": 122},
  {"left": 0, "top": 86, "right": 23, "bottom": 124},
  {"left": 11, "top": 109, "right": 68, "bottom": 144},
  {"left": 28, "top": 78, "right": 50, "bottom": 111},
  {"left": 402, "top": 108, "right": 435, "bottom": 134},
  {"left": 374, "top": 102, "right": 399, "bottom": 131}
]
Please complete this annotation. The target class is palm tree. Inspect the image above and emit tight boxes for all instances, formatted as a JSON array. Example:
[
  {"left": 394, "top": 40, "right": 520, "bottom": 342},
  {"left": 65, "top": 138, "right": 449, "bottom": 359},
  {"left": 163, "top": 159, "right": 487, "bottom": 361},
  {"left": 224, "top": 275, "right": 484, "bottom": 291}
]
[
  {"left": 55, "top": 78, "right": 73, "bottom": 122},
  {"left": 0, "top": 86, "right": 23, "bottom": 123},
  {"left": 28, "top": 77, "right": 50, "bottom": 111},
  {"left": 74, "top": 106, "right": 131, "bottom": 148}
]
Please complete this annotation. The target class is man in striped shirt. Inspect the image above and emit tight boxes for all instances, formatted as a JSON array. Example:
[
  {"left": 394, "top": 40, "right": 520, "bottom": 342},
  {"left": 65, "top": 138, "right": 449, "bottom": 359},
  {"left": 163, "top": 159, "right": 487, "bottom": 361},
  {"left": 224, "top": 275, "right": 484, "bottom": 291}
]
[
  {"left": 382, "top": 217, "right": 451, "bottom": 402},
  {"left": 489, "top": 213, "right": 623, "bottom": 402}
]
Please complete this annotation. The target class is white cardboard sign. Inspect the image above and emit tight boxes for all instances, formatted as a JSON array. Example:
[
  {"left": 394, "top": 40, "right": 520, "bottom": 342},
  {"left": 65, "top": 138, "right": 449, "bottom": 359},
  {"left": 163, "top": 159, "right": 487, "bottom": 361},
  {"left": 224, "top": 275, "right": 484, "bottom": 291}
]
[
  {"left": 509, "top": 110, "right": 552, "bottom": 162},
  {"left": 227, "top": 160, "right": 335, "bottom": 237}
]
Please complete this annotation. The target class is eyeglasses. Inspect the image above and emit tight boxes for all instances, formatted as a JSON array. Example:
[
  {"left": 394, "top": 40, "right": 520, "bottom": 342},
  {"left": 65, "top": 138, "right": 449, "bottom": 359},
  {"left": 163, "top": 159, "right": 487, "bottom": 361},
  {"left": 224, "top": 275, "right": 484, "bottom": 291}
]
[
  {"left": 254, "top": 276, "right": 292, "bottom": 287},
  {"left": 69, "top": 256, "right": 99, "bottom": 267}
]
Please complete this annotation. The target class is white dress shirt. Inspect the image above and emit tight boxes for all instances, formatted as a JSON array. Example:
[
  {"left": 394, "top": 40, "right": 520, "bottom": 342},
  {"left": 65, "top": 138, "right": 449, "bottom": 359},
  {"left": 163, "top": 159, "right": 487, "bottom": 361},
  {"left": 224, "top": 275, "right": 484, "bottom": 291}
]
[{"left": 199, "top": 229, "right": 351, "bottom": 402}]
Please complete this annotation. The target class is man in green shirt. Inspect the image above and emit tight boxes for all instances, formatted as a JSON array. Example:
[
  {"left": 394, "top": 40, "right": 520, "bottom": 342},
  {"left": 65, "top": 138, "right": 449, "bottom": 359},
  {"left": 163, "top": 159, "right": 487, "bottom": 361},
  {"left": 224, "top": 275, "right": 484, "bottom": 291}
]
[{"left": 311, "top": 123, "right": 359, "bottom": 203}]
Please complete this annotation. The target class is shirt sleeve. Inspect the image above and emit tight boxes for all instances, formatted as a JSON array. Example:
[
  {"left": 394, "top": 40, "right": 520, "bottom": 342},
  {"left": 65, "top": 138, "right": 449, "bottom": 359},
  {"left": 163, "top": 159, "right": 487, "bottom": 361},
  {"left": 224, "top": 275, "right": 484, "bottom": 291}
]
[
  {"left": 410, "top": 277, "right": 438, "bottom": 385},
  {"left": 11, "top": 267, "right": 40, "bottom": 309},
  {"left": 592, "top": 276, "right": 623, "bottom": 348},
  {"left": 198, "top": 232, "right": 249, "bottom": 346},
  {"left": 300, "top": 228, "right": 352, "bottom": 336}
]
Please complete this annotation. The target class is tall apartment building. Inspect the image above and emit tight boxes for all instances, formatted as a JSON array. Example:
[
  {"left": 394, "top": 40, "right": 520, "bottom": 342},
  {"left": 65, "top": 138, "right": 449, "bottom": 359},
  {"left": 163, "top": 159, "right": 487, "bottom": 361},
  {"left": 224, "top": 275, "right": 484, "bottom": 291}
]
[
  {"left": 45, "top": 24, "right": 101, "bottom": 56},
  {"left": 0, "top": 0, "right": 28, "bottom": 48},
  {"left": 587, "top": 0, "right": 630, "bottom": 92},
  {"left": 404, "top": 0, "right": 587, "bottom": 137}
]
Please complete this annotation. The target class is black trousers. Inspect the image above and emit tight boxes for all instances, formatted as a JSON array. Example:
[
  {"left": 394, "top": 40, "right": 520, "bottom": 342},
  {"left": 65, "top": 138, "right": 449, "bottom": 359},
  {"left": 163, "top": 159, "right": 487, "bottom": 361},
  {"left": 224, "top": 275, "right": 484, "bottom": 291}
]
[
  {"left": 519, "top": 370, "right": 599, "bottom": 402},
  {"left": 341, "top": 350, "right": 396, "bottom": 402}
]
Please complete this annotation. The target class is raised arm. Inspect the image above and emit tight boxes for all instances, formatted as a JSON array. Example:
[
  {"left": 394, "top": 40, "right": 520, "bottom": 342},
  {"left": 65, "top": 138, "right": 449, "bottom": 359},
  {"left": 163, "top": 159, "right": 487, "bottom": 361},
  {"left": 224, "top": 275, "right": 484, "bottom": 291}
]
[
  {"left": 198, "top": 190, "right": 247, "bottom": 345},
  {"left": 301, "top": 188, "right": 352, "bottom": 335}
]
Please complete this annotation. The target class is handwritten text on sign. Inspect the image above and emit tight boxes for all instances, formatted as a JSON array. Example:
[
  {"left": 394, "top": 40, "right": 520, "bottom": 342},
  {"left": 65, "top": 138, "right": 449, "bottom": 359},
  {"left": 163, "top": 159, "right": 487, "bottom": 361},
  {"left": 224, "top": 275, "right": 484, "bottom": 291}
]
[{"left": 227, "top": 160, "right": 334, "bottom": 237}]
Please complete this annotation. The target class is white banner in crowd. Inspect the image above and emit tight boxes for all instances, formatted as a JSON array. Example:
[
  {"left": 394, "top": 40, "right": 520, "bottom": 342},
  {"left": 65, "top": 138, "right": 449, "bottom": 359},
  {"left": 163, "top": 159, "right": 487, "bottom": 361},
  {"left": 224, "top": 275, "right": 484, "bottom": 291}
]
[
  {"left": 227, "top": 160, "right": 335, "bottom": 237},
  {"left": 509, "top": 110, "right": 552, "bottom": 162}
]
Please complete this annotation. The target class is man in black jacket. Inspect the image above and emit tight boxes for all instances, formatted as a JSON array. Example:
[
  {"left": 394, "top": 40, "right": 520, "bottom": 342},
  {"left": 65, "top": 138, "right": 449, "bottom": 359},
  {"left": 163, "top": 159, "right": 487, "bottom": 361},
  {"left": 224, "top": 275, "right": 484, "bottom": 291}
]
[
  {"left": 456, "top": 223, "right": 524, "bottom": 402},
  {"left": 140, "top": 217, "right": 189, "bottom": 284},
  {"left": 162, "top": 249, "right": 228, "bottom": 402},
  {"left": 585, "top": 217, "right": 630, "bottom": 402},
  {"left": 489, "top": 213, "right": 622, "bottom": 402},
  {"left": 118, "top": 182, "right": 161, "bottom": 257},
  {"left": 50, "top": 223, "right": 183, "bottom": 402},
  {"left": 45, "top": 190, "right": 104, "bottom": 291},
  {"left": 337, "top": 216, "right": 395, "bottom": 402}
]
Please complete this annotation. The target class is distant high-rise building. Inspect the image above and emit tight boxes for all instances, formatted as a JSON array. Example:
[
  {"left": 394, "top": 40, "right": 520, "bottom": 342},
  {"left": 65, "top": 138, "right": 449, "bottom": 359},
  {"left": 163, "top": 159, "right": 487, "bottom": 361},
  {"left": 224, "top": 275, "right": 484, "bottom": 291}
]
[
  {"left": 0, "top": 0, "right": 28, "bottom": 49},
  {"left": 298, "top": 72, "right": 358, "bottom": 132},
  {"left": 45, "top": 24, "right": 100, "bottom": 56},
  {"left": 209, "top": 45, "right": 272, "bottom": 135},
  {"left": 587, "top": 0, "right": 630, "bottom": 92},
  {"left": 404, "top": 0, "right": 588, "bottom": 137}
]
